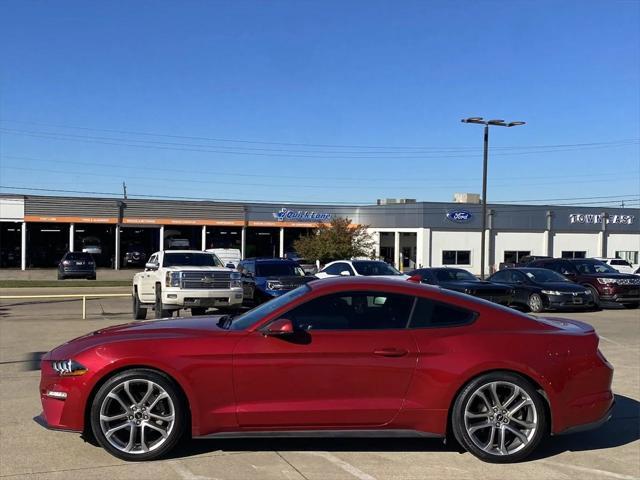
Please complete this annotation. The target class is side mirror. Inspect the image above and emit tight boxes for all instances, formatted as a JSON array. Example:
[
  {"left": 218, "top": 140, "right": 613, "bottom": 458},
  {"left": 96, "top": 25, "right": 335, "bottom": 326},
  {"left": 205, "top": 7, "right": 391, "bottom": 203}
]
[
  {"left": 264, "top": 318, "right": 294, "bottom": 336},
  {"left": 340, "top": 270, "right": 351, "bottom": 276},
  {"left": 145, "top": 262, "right": 158, "bottom": 270}
]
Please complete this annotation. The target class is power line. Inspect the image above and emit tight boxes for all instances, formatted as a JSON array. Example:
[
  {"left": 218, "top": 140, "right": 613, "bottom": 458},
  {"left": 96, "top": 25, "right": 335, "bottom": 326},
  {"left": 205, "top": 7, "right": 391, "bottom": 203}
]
[
  {"left": 3, "top": 118, "right": 638, "bottom": 151},
  {"left": 1, "top": 128, "right": 638, "bottom": 160},
  {"left": 2, "top": 185, "right": 638, "bottom": 213},
  {"left": 3, "top": 154, "right": 638, "bottom": 185}
]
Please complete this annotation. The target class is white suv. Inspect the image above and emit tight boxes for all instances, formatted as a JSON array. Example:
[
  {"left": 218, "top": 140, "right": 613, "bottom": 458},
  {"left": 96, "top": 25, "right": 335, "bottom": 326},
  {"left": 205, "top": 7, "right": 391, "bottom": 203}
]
[
  {"left": 132, "top": 250, "right": 243, "bottom": 319},
  {"left": 594, "top": 257, "right": 637, "bottom": 274},
  {"left": 315, "top": 259, "right": 409, "bottom": 279}
]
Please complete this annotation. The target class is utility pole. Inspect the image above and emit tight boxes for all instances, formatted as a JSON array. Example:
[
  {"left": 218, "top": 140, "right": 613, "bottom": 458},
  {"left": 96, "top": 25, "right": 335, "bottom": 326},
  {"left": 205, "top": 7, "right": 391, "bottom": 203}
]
[
  {"left": 461, "top": 117, "right": 526, "bottom": 279},
  {"left": 122, "top": 181, "right": 128, "bottom": 199}
]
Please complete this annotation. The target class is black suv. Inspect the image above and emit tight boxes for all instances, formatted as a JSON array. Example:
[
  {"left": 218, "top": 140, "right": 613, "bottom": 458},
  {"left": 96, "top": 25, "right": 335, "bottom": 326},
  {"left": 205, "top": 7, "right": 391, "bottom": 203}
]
[
  {"left": 527, "top": 258, "right": 640, "bottom": 308},
  {"left": 237, "top": 258, "right": 316, "bottom": 305},
  {"left": 58, "top": 252, "right": 96, "bottom": 280}
]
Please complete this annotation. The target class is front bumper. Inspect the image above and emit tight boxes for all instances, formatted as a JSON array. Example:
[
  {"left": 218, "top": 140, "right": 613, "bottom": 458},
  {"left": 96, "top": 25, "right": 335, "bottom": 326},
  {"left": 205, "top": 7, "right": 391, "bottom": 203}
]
[
  {"left": 38, "top": 361, "right": 88, "bottom": 432},
  {"left": 546, "top": 293, "right": 594, "bottom": 309},
  {"left": 162, "top": 288, "right": 243, "bottom": 308},
  {"left": 60, "top": 269, "right": 95, "bottom": 277}
]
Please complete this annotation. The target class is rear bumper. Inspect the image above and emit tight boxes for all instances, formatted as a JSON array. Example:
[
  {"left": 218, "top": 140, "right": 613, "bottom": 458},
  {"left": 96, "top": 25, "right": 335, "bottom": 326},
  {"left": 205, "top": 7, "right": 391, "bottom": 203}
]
[{"left": 556, "top": 398, "right": 614, "bottom": 435}]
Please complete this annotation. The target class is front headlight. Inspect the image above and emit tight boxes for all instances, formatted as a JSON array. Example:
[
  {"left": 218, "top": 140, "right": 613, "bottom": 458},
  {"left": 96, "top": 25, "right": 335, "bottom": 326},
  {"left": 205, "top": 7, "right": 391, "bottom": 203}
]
[
  {"left": 584, "top": 290, "right": 592, "bottom": 295},
  {"left": 230, "top": 280, "right": 242, "bottom": 288},
  {"left": 541, "top": 290, "right": 563, "bottom": 296},
  {"left": 230, "top": 272, "right": 241, "bottom": 280},
  {"left": 51, "top": 359, "right": 88, "bottom": 376},
  {"left": 267, "top": 281, "right": 283, "bottom": 290},
  {"left": 597, "top": 278, "right": 617, "bottom": 285},
  {"left": 165, "top": 271, "right": 181, "bottom": 287}
]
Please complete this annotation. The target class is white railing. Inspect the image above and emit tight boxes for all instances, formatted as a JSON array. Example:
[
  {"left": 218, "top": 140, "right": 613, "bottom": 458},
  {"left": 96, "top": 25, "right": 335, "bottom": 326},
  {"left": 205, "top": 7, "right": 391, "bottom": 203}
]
[{"left": 0, "top": 293, "right": 131, "bottom": 319}]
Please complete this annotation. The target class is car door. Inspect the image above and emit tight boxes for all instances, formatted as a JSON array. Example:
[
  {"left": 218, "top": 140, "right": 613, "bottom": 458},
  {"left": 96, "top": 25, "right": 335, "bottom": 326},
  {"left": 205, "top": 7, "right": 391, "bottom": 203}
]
[
  {"left": 232, "top": 290, "right": 418, "bottom": 428},
  {"left": 138, "top": 253, "right": 159, "bottom": 303},
  {"left": 238, "top": 261, "right": 256, "bottom": 300}
]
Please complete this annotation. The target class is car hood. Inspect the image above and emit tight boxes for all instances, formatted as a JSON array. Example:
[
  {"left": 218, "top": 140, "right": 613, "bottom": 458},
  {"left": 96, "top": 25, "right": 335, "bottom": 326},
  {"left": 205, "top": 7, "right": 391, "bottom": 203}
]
[
  {"left": 162, "top": 266, "right": 232, "bottom": 272},
  {"left": 45, "top": 316, "right": 230, "bottom": 360}
]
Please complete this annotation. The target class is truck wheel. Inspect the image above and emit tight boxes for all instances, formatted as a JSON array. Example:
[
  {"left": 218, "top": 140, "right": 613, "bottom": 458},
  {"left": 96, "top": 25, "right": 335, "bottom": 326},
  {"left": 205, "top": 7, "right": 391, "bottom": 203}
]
[
  {"left": 527, "top": 294, "right": 544, "bottom": 313},
  {"left": 133, "top": 289, "right": 147, "bottom": 320},
  {"left": 154, "top": 285, "right": 172, "bottom": 319},
  {"left": 190, "top": 307, "right": 207, "bottom": 316}
]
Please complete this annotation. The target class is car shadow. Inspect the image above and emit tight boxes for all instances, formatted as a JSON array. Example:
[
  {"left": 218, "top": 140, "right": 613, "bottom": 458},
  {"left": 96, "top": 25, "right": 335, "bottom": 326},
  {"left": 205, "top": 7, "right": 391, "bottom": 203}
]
[{"left": 162, "top": 393, "right": 639, "bottom": 461}]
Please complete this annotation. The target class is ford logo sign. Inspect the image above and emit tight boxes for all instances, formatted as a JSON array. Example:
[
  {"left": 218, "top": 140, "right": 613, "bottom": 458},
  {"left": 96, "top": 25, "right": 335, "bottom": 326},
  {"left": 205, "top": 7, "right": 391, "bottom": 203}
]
[{"left": 446, "top": 210, "right": 473, "bottom": 223}]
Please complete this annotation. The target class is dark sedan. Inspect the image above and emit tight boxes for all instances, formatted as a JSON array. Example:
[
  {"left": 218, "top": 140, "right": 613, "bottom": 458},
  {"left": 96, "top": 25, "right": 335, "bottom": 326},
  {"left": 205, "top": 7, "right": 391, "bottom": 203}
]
[
  {"left": 58, "top": 252, "right": 96, "bottom": 280},
  {"left": 408, "top": 267, "right": 513, "bottom": 305},
  {"left": 488, "top": 268, "right": 594, "bottom": 312}
]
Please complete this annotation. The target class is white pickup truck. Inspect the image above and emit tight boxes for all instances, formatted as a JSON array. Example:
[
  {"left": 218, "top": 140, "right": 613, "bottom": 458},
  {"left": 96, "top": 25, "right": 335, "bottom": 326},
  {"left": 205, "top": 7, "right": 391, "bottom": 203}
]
[{"left": 132, "top": 250, "right": 243, "bottom": 319}]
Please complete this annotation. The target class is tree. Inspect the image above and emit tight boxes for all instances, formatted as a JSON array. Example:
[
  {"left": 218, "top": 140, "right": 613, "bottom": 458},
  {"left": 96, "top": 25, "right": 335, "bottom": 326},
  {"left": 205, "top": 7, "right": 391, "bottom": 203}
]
[{"left": 293, "top": 217, "right": 375, "bottom": 264}]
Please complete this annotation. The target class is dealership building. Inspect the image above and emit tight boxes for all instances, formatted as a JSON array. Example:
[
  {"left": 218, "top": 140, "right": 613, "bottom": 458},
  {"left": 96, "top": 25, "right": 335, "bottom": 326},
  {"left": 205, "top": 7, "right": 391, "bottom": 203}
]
[{"left": 1, "top": 194, "right": 638, "bottom": 274}]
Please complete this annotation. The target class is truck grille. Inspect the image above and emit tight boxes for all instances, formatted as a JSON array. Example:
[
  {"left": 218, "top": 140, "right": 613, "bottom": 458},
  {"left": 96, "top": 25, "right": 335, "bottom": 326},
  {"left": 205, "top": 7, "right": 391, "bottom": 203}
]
[{"left": 180, "top": 271, "right": 232, "bottom": 289}]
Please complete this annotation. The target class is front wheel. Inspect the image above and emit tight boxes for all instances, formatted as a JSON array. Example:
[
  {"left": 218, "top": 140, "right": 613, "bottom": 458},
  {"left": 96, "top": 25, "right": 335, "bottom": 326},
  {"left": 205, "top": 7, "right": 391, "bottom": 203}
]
[
  {"left": 154, "top": 285, "right": 172, "bottom": 319},
  {"left": 90, "top": 369, "right": 186, "bottom": 461},
  {"left": 451, "top": 372, "right": 548, "bottom": 463},
  {"left": 528, "top": 293, "right": 544, "bottom": 313},
  {"left": 133, "top": 290, "right": 147, "bottom": 320}
]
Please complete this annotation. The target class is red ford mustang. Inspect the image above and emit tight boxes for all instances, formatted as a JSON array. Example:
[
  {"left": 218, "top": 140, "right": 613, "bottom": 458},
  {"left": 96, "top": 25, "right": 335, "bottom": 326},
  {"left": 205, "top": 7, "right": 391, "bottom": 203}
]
[{"left": 38, "top": 277, "right": 614, "bottom": 463}]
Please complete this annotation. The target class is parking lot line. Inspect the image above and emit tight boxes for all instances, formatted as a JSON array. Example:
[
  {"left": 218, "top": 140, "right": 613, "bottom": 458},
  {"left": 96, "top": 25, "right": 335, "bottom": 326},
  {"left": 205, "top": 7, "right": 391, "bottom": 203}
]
[
  {"left": 301, "top": 452, "right": 377, "bottom": 480},
  {"left": 539, "top": 460, "right": 640, "bottom": 480}
]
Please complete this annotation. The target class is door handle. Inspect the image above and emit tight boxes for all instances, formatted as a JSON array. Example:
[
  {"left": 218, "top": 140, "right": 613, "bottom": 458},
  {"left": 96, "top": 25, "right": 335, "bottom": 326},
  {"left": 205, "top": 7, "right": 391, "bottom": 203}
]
[{"left": 373, "top": 348, "right": 408, "bottom": 357}]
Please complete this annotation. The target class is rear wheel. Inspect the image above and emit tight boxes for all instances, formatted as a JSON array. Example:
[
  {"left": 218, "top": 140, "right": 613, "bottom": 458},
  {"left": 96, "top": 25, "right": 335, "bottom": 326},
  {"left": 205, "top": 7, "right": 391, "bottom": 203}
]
[
  {"left": 190, "top": 307, "right": 207, "bottom": 316},
  {"left": 90, "top": 369, "right": 186, "bottom": 461},
  {"left": 154, "top": 285, "right": 172, "bottom": 319},
  {"left": 133, "top": 289, "right": 147, "bottom": 320},
  {"left": 451, "top": 372, "right": 548, "bottom": 463},
  {"left": 527, "top": 294, "right": 544, "bottom": 313}
]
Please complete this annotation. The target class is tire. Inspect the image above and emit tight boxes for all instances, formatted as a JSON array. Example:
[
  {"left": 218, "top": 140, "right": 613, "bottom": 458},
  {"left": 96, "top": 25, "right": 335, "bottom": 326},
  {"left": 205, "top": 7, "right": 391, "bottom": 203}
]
[
  {"left": 190, "top": 307, "right": 207, "bottom": 316},
  {"left": 90, "top": 368, "right": 187, "bottom": 461},
  {"left": 623, "top": 302, "right": 640, "bottom": 309},
  {"left": 451, "top": 371, "right": 548, "bottom": 463},
  {"left": 57, "top": 273, "right": 64, "bottom": 280},
  {"left": 133, "top": 289, "right": 147, "bottom": 320},
  {"left": 586, "top": 286, "right": 601, "bottom": 309},
  {"left": 527, "top": 293, "right": 544, "bottom": 313},
  {"left": 154, "top": 285, "right": 172, "bottom": 319}
]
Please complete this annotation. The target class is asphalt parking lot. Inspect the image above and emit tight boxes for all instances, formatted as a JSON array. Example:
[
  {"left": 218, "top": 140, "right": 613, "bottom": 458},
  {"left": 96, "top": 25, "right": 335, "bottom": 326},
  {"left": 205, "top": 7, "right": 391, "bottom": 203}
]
[{"left": 0, "top": 289, "right": 638, "bottom": 480}]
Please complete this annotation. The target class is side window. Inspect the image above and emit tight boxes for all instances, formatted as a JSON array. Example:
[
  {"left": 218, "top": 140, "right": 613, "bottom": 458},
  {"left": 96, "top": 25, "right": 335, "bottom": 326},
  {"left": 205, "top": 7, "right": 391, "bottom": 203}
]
[
  {"left": 245, "top": 262, "right": 256, "bottom": 275},
  {"left": 323, "top": 262, "right": 348, "bottom": 275},
  {"left": 283, "top": 291, "right": 414, "bottom": 330},
  {"left": 490, "top": 270, "right": 510, "bottom": 283},
  {"left": 559, "top": 261, "right": 575, "bottom": 275},
  {"left": 148, "top": 254, "right": 158, "bottom": 266},
  {"left": 409, "top": 297, "right": 475, "bottom": 328}
]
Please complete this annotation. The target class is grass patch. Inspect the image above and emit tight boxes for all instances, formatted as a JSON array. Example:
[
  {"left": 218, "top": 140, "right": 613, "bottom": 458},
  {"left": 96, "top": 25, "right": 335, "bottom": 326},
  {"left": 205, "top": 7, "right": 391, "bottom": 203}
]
[{"left": 0, "top": 280, "right": 131, "bottom": 288}]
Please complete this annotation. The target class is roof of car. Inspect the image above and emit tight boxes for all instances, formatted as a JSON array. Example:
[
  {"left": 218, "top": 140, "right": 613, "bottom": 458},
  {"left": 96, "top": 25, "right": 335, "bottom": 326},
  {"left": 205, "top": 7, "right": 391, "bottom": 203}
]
[
  {"left": 244, "top": 257, "right": 298, "bottom": 263},
  {"left": 161, "top": 250, "right": 212, "bottom": 254}
]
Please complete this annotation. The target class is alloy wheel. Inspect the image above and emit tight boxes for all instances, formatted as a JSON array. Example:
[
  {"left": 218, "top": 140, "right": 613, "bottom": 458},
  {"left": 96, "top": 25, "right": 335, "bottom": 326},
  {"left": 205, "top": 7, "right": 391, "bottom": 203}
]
[
  {"left": 463, "top": 381, "right": 538, "bottom": 456},
  {"left": 99, "top": 379, "right": 175, "bottom": 454}
]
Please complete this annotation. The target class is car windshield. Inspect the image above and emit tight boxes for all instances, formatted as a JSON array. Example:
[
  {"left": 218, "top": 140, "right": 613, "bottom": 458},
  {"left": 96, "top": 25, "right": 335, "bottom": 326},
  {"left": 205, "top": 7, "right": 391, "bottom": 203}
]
[
  {"left": 163, "top": 252, "right": 223, "bottom": 267},
  {"left": 64, "top": 252, "right": 93, "bottom": 261},
  {"left": 573, "top": 260, "right": 618, "bottom": 274},
  {"left": 522, "top": 269, "right": 570, "bottom": 283},
  {"left": 435, "top": 269, "right": 478, "bottom": 282},
  {"left": 256, "top": 263, "right": 305, "bottom": 277},
  {"left": 229, "top": 284, "right": 311, "bottom": 330},
  {"left": 352, "top": 261, "right": 402, "bottom": 276}
]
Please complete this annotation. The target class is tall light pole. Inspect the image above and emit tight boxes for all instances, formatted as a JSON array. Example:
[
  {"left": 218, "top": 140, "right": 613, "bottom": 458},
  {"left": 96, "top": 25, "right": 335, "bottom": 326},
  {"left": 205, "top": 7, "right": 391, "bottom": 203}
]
[{"left": 461, "top": 117, "right": 526, "bottom": 279}]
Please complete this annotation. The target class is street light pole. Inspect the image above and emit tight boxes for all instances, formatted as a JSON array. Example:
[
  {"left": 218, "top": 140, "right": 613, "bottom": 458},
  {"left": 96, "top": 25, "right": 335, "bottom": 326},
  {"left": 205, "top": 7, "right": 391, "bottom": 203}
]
[{"left": 461, "top": 117, "right": 525, "bottom": 279}]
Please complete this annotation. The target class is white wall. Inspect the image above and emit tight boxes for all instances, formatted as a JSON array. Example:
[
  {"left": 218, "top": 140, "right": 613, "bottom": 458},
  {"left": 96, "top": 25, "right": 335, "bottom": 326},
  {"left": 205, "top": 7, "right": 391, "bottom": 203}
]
[
  {"left": 552, "top": 233, "right": 600, "bottom": 258},
  {"left": 431, "top": 230, "right": 482, "bottom": 274},
  {"left": 493, "top": 231, "right": 546, "bottom": 263},
  {"left": 607, "top": 233, "right": 640, "bottom": 265},
  {"left": 0, "top": 198, "right": 24, "bottom": 221}
]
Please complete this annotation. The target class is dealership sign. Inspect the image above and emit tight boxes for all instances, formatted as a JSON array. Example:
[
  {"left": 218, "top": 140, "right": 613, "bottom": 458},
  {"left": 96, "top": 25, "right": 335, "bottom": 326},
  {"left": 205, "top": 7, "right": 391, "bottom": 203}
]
[
  {"left": 569, "top": 213, "right": 635, "bottom": 225},
  {"left": 446, "top": 210, "right": 473, "bottom": 223},
  {"left": 272, "top": 208, "right": 332, "bottom": 222}
]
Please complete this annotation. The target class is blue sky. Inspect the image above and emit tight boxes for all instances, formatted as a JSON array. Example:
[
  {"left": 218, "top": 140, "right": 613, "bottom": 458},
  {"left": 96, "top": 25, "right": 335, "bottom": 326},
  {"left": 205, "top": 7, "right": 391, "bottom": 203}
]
[{"left": 1, "top": 0, "right": 639, "bottom": 205}]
